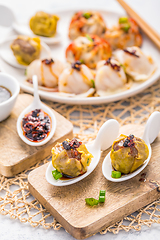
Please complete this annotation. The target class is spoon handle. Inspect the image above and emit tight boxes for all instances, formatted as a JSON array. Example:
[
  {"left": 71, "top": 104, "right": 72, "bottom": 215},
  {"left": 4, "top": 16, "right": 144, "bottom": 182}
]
[
  {"left": 93, "top": 119, "right": 119, "bottom": 151},
  {"left": 32, "top": 75, "right": 41, "bottom": 107},
  {"left": 143, "top": 111, "right": 160, "bottom": 145}
]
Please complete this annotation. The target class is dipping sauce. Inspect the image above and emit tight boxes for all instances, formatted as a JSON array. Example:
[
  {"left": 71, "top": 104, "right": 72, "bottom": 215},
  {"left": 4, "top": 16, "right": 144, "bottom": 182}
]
[
  {"left": 0, "top": 86, "right": 11, "bottom": 103},
  {"left": 22, "top": 109, "right": 51, "bottom": 142}
]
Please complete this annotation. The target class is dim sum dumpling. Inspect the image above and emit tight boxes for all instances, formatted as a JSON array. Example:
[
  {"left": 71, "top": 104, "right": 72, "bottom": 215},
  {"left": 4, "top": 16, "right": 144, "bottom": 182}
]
[
  {"left": 27, "top": 58, "right": 64, "bottom": 88},
  {"left": 114, "top": 46, "right": 156, "bottom": 81},
  {"left": 59, "top": 61, "right": 95, "bottom": 94},
  {"left": 95, "top": 58, "right": 127, "bottom": 93}
]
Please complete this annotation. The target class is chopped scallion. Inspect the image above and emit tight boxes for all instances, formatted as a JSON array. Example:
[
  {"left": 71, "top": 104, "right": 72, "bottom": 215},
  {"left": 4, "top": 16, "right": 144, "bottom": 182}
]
[
  {"left": 119, "top": 16, "right": 128, "bottom": 24},
  {"left": 86, "top": 34, "right": 93, "bottom": 42},
  {"left": 83, "top": 13, "right": 91, "bottom": 19},
  {"left": 85, "top": 198, "right": 99, "bottom": 206},
  {"left": 52, "top": 169, "right": 62, "bottom": 180},
  {"left": 91, "top": 79, "right": 95, "bottom": 88},
  {"left": 111, "top": 171, "right": 121, "bottom": 178}
]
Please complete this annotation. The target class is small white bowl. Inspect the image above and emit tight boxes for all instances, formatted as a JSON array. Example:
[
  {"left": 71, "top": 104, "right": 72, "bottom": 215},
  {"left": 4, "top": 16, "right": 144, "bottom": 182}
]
[{"left": 0, "top": 72, "right": 20, "bottom": 121}]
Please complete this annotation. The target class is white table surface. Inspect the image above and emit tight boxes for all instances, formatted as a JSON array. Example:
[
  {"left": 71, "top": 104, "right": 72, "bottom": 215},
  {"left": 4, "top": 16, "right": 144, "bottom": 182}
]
[{"left": 0, "top": 0, "right": 159, "bottom": 239}]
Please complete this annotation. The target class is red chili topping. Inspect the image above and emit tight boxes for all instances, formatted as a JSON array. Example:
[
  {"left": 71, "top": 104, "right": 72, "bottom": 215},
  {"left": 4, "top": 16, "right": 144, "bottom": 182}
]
[
  {"left": 22, "top": 109, "right": 51, "bottom": 142},
  {"left": 123, "top": 49, "right": 139, "bottom": 58},
  {"left": 105, "top": 58, "right": 121, "bottom": 71}
]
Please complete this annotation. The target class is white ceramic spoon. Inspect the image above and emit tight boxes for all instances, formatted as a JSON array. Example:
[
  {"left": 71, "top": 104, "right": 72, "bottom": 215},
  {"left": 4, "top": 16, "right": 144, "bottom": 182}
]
[
  {"left": 46, "top": 119, "right": 120, "bottom": 186},
  {"left": 102, "top": 111, "right": 160, "bottom": 182},
  {"left": 17, "top": 75, "right": 56, "bottom": 146}
]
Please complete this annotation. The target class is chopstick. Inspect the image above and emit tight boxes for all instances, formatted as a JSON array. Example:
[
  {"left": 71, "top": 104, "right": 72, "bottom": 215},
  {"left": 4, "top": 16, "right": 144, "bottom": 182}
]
[{"left": 117, "top": 0, "right": 160, "bottom": 48}]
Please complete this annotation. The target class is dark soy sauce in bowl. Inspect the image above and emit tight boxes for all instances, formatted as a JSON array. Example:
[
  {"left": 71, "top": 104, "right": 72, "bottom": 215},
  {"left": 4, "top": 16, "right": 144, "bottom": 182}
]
[{"left": 0, "top": 86, "right": 11, "bottom": 104}]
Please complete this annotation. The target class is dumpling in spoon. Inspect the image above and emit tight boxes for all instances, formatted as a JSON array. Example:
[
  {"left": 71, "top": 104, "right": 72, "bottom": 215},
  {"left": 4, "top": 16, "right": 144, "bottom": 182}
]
[
  {"left": 110, "top": 134, "right": 149, "bottom": 174},
  {"left": 114, "top": 46, "right": 156, "bottom": 81},
  {"left": 95, "top": 58, "right": 127, "bottom": 95},
  {"left": 26, "top": 58, "right": 64, "bottom": 88},
  {"left": 52, "top": 138, "right": 93, "bottom": 177},
  {"left": 59, "top": 61, "right": 95, "bottom": 94}
]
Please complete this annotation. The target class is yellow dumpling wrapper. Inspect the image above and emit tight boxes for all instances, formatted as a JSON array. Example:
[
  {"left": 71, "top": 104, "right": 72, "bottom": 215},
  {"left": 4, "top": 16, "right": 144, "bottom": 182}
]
[
  {"left": 52, "top": 140, "right": 93, "bottom": 177},
  {"left": 29, "top": 11, "right": 59, "bottom": 37},
  {"left": 110, "top": 134, "right": 149, "bottom": 174},
  {"left": 10, "top": 35, "right": 41, "bottom": 65}
]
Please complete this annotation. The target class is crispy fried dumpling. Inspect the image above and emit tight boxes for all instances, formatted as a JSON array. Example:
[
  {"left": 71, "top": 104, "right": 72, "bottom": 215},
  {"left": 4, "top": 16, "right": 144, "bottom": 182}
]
[
  {"left": 59, "top": 61, "right": 95, "bottom": 94},
  {"left": 27, "top": 58, "right": 64, "bottom": 87},
  {"left": 114, "top": 46, "right": 156, "bottom": 81},
  {"left": 29, "top": 11, "right": 59, "bottom": 37},
  {"left": 52, "top": 138, "right": 93, "bottom": 177},
  {"left": 10, "top": 35, "right": 41, "bottom": 65},
  {"left": 95, "top": 58, "right": 127, "bottom": 94},
  {"left": 104, "top": 17, "right": 142, "bottom": 50},
  {"left": 69, "top": 11, "right": 106, "bottom": 40},
  {"left": 66, "top": 35, "right": 112, "bottom": 69}
]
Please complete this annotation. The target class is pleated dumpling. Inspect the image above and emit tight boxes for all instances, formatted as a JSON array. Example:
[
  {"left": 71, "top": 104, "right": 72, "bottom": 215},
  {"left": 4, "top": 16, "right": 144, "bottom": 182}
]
[
  {"left": 95, "top": 58, "right": 127, "bottom": 94},
  {"left": 114, "top": 46, "right": 156, "bottom": 81},
  {"left": 59, "top": 61, "right": 95, "bottom": 94},
  {"left": 27, "top": 58, "right": 64, "bottom": 88}
]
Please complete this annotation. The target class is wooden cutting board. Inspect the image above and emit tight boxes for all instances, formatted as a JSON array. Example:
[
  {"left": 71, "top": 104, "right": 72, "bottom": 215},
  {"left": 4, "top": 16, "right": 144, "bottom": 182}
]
[
  {"left": 0, "top": 94, "right": 73, "bottom": 177},
  {"left": 28, "top": 124, "right": 160, "bottom": 239}
]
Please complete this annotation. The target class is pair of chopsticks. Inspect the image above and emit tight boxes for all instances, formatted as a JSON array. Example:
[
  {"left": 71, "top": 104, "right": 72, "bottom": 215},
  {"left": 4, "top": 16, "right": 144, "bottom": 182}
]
[{"left": 117, "top": 0, "right": 160, "bottom": 48}]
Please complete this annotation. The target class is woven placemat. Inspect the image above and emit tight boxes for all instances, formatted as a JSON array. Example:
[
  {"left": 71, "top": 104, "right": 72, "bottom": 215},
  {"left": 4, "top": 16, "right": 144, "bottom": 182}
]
[{"left": 0, "top": 79, "right": 160, "bottom": 235}]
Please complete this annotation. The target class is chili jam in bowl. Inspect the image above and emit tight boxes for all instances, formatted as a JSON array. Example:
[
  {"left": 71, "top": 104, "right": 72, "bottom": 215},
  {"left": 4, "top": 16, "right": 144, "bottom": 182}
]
[{"left": 0, "top": 72, "right": 20, "bottom": 122}]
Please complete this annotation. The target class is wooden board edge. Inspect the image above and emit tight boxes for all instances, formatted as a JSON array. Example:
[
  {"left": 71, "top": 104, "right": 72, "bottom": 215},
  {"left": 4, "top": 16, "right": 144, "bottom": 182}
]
[
  {"left": 28, "top": 172, "right": 160, "bottom": 239},
  {"left": 0, "top": 130, "right": 73, "bottom": 177}
]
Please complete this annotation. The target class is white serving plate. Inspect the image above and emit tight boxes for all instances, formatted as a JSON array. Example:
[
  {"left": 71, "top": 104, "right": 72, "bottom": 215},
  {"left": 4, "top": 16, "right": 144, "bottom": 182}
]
[{"left": 0, "top": 7, "right": 159, "bottom": 105}]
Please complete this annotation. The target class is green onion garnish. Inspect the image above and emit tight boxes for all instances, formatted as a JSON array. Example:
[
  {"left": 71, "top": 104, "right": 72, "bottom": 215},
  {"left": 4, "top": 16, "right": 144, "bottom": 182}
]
[
  {"left": 91, "top": 79, "right": 95, "bottom": 88},
  {"left": 99, "top": 190, "right": 106, "bottom": 203},
  {"left": 119, "top": 16, "right": 128, "bottom": 24},
  {"left": 86, "top": 34, "right": 93, "bottom": 42},
  {"left": 24, "top": 69, "right": 27, "bottom": 75},
  {"left": 52, "top": 169, "right": 62, "bottom": 180},
  {"left": 79, "top": 59, "right": 84, "bottom": 64},
  {"left": 121, "top": 24, "right": 130, "bottom": 32},
  {"left": 83, "top": 13, "right": 91, "bottom": 19},
  {"left": 85, "top": 198, "right": 99, "bottom": 206},
  {"left": 111, "top": 171, "right": 121, "bottom": 178}
]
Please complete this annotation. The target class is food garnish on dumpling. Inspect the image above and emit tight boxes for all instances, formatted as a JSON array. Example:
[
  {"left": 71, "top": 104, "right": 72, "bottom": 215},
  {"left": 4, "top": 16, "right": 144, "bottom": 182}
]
[
  {"left": 26, "top": 58, "right": 64, "bottom": 88},
  {"left": 66, "top": 34, "right": 112, "bottom": 69},
  {"left": 69, "top": 11, "right": 106, "bottom": 40},
  {"left": 114, "top": 46, "right": 156, "bottom": 81},
  {"left": 95, "top": 58, "right": 127, "bottom": 95},
  {"left": 52, "top": 138, "right": 93, "bottom": 178},
  {"left": 10, "top": 35, "right": 41, "bottom": 65},
  {"left": 29, "top": 11, "right": 59, "bottom": 37},
  {"left": 59, "top": 61, "right": 95, "bottom": 95},
  {"left": 104, "top": 17, "right": 142, "bottom": 50},
  {"left": 110, "top": 134, "right": 149, "bottom": 175}
]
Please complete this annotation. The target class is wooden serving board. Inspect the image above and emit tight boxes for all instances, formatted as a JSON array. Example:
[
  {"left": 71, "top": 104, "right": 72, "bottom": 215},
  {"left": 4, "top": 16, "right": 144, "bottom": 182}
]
[
  {"left": 0, "top": 94, "right": 73, "bottom": 177},
  {"left": 28, "top": 124, "right": 160, "bottom": 239}
]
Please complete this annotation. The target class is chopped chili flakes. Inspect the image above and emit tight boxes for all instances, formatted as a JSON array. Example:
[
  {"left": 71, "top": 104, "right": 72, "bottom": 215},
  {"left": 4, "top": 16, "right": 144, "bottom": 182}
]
[
  {"left": 123, "top": 49, "right": 139, "bottom": 58},
  {"left": 22, "top": 109, "right": 51, "bottom": 142},
  {"left": 71, "top": 61, "right": 82, "bottom": 71},
  {"left": 105, "top": 58, "right": 121, "bottom": 71},
  {"left": 42, "top": 58, "right": 54, "bottom": 65}
]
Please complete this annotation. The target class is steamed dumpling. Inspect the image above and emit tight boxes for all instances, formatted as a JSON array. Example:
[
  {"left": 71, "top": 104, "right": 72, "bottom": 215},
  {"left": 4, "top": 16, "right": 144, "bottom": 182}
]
[
  {"left": 95, "top": 58, "right": 127, "bottom": 93},
  {"left": 27, "top": 58, "right": 64, "bottom": 87},
  {"left": 66, "top": 35, "right": 112, "bottom": 69},
  {"left": 69, "top": 11, "right": 106, "bottom": 40},
  {"left": 114, "top": 46, "right": 156, "bottom": 81},
  {"left": 59, "top": 61, "right": 95, "bottom": 94}
]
